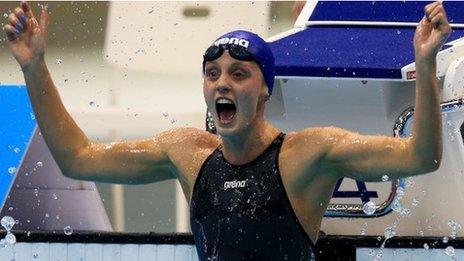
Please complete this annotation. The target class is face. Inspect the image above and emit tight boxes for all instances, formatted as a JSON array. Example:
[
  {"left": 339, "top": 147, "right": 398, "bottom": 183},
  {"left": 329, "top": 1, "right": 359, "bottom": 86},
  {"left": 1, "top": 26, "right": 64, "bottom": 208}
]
[{"left": 203, "top": 51, "right": 269, "bottom": 137}]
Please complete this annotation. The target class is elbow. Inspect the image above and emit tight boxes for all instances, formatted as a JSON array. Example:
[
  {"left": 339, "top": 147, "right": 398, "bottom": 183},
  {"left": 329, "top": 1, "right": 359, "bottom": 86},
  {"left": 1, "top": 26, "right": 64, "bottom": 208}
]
[
  {"left": 415, "top": 152, "right": 442, "bottom": 174},
  {"left": 55, "top": 148, "right": 90, "bottom": 180},
  {"left": 57, "top": 159, "right": 82, "bottom": 180},
  {"left": 409, "top": 139, "right": 442, "bottom": 174}
]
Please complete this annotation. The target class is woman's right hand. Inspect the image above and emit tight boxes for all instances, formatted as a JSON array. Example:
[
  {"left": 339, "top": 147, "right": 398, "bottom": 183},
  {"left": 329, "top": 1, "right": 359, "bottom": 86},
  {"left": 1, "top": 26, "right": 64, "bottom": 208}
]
[{"left": 3, "top": 1, "right": 49, "bottom": 70}]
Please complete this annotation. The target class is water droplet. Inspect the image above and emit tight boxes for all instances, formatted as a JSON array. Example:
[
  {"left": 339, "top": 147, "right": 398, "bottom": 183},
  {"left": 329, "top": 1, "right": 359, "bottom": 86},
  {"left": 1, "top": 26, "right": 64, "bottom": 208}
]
[
  {"left": 162, "top": 112, "right": 168, "bottom": 117},
  {"left": 443, "top": 236, "right": 449, "bottom": 243},
  {"left": 423, "top": 243, "right": 429, "bottom": 249},
  {"left": 400, "top": 207, "right": 411, "bottom": 218},
  {"left": 384, "top": 227, "right": 396, "bottom": 239},
  {"left": 3, "top": 13, "right": 8, "bottom": 18},
  {"left": 360, "top": 223, "right": 367, "bottom": 235},
  {"left": 1, "top": 216, "right": 15, "bottom": 231},
  {"left": 412, "top": 198, "right": 419, "bottom": 206},
  {"left": 396, "top": 187, "right": 405, "bottom": 199},
  {"left": 444, "top": 246, "right": 455, "bottom": 258},
  {"left": 4, "top": 232, "right": 16, "bottom": 245},
  {"left": 8, "top": 167, "right": 17, "bottom": 174},
  {"left": 55, "top": 58, "right": 63, "bottom": 65},
  {"left": 405, "top": 178, "right": 414, "bottom": 188},
  {"left": 32, "top": 253, "right": 39, "bottom": 259},
  {"left": 52, "top": 193, "right": 58, "bottom": 200},
  {"left": 362, "top": 201, "right": 376, "bottom": 215},
  {"left": 448, "top": 220, "right": 461, "bottom": 231},
  {"left": 36, "top": 161, "right": 43, "bottom": 167},
  {"left": 170, "top": 119, "right": 177, "bottom": 124},
  {"left": 89, "top": 101, "right": 95, "bottom": 106},
  {"left": 382, "top": 175, "right": 389, "bottom": 181},
  {"left": 64, "top": 225, "right": 73, "bottom": 235}
]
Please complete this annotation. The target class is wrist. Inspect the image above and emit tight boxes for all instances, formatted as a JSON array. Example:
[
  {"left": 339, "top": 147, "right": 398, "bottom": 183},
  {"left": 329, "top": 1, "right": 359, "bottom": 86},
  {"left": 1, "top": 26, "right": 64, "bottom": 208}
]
[{"left": 21, "top": 56, "right": 46, "bottom": 73}]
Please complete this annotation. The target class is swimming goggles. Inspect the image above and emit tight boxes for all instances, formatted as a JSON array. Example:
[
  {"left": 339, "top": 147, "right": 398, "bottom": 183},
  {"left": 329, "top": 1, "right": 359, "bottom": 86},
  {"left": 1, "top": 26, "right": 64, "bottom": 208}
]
[{"left": 203, "top": 44, "right": 254, "bottom": 68}]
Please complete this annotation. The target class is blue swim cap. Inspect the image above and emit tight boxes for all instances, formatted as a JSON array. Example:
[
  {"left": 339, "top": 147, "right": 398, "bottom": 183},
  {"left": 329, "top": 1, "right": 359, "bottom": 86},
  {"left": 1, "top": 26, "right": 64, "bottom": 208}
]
[{"left": 203, "top": 30, "right": 275, "bottom": 95}]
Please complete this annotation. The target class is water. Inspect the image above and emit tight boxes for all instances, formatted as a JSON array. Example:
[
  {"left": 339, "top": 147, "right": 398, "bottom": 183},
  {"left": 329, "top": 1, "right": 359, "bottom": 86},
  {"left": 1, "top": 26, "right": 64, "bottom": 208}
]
[
  {"left": 64, "top": 225, "right": 73, "bottom": 235},
  {"left": 423, "top": 243, "right": 429, "bottom": 250},
  {"left": 443, "top": 236, "right": 449, "bottom": 243},
  {"left": 4, "top": 233, "right": 16, "bottom": 245},
  {"left": 444, "top": 246, "right": 456, "bottom": 260},
  {"left": 363, "top": 201, "right": 376, "bottom": 215},
  {"left": 7, "top": 167, "right": 17, "bottom": 174},
  {"left": 1, "top": 216, "right": 15, "bottom": 231},
  {"left": 384, "top": 227, "right": 395, "bottom": 239},
  {"left": 381, "top": 175, "right": 389, "bottom": 181}
]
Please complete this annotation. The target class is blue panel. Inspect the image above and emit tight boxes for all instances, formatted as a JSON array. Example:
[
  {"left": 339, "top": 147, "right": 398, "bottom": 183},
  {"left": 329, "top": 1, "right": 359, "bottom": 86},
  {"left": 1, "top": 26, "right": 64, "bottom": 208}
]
[
  {"left": 0, "top": 85, "right": 36, "bottom": 209},
  {"left": 270, "top": 26, "right": 464, "bottom": 79},
  {"left": 310, "top": 1, "right": 464, "bottom": 24}
]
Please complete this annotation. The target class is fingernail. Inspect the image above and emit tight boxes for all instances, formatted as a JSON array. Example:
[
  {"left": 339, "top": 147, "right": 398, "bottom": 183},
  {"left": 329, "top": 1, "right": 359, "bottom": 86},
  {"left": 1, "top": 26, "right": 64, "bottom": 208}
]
[
  {"left": 15, "top": 23, "right": 23, "bottom": 31},
  {"left": 20, "top": 15, "right": 27, "bottom": 24}
]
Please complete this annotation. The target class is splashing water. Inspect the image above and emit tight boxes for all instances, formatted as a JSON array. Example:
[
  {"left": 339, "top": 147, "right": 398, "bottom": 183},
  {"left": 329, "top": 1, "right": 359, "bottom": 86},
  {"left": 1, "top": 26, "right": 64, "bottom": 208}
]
[
  {"left": 384, "top": 227, "right": 396, "bottom": 239},
  {"left": 1, "top": 216, "right": 15, "bottom": 231},
  {"left": 360, "top": 223, "right": 368, "bottom": 235},
  {"left": 7, "top": 167, "right": 17, "bottom": 174},
  {"left": 64, "top": 225, "right": 73, "bottom": 235},
  {"left": 423, "top": 243, "right": 429, "bottom": 250},
  {"left": 448, "top": 220, "right": 461, "bottom": 239},
  {"left": 363, "top": 201, "right": 376, "bottom": 215},
  {"left": 4, "top": 233, "right": 16, "bottom": 245},
  {"left": 443, "top": 236, "right": 449, "bottom": 243},
  {"left": 444, "top": 246, "right": 456, "bottom": 260}
]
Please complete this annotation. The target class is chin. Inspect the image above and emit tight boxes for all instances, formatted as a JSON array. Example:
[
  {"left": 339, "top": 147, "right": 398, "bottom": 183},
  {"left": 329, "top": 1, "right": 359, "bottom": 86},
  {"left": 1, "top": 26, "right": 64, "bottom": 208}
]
[{"left": 216, "top": 125, "right": 237, "bottom": 137}]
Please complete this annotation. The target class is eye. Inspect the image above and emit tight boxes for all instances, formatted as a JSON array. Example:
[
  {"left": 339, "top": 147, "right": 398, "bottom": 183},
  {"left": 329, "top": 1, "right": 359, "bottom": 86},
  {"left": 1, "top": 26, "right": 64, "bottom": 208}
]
[
  {"left": 205, "top": 68, "right": 220, "bottom": 81},
  {"left": 232, "top": 69, "right": 248, "bottom": 80}
]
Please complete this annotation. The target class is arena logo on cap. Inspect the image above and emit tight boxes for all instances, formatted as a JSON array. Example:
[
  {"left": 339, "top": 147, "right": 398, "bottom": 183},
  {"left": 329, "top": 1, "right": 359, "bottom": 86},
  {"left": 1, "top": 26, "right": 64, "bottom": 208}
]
[{"left": 214, "top": 37, "right": 250, "bottom": 48}]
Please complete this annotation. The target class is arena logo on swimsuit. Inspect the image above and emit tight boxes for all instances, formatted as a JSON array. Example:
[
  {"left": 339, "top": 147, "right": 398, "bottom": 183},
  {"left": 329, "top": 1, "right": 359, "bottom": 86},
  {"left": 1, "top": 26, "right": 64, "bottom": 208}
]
[
  {"left": 224, "top": 180, "right": 247, "bottom": 190},
  {"left": 214, "top": 37, "right": 250, "bottom": 48}
]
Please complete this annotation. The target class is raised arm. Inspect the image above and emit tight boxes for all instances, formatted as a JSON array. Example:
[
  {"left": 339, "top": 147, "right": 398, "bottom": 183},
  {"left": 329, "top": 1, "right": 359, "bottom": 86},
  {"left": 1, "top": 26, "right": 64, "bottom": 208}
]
[
  {"left": 320, "top": 2, "right": 450, "bottom": 182},
  {"left": 2, "top": 2, "right": 202, "bottom": 184}
]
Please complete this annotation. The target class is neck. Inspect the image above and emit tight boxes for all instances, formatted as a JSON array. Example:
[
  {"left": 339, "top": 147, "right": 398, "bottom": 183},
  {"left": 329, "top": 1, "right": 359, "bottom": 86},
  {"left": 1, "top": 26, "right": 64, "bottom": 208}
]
[{"left": 220, "top": 118, "right": 280, "bottom": 165}]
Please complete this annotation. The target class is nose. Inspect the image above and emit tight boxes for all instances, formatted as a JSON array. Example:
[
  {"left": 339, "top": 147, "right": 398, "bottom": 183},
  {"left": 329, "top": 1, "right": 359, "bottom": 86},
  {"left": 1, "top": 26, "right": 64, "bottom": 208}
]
[
  {"left": 216, "top": 74, "right": 231, "bottom": 94},
  {"left": 217, "top": 84, "right": 230, "bottom": 94}
]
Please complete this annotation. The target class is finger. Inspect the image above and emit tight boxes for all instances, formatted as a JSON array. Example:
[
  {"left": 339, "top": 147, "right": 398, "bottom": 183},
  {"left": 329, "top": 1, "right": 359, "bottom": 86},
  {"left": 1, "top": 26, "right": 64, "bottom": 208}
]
[
  {"left": 13, "top": 7, "right": 27, "bottom": 27},
  {"left": 7, "top": 13, "right": 21, "bottom": 31},
  {"left": 424, "top": 2, "right": 441, "bottom": 21},
  {"left": 21, "top": 1, "right": 35, "bottom": 19},
  {"left": 431, "top": 13, "right": 447, "bottom": 29},
  {"left": 39, "top": 4, "right": 49, "bottom": 35},
  {"left": 426, "top": 4, "right": 443, "bottom": 21},
  {"left": 3, "top": 24, "right": 19, "bottom": 41},
  {"left": 427, "top": 4, "right": 448, "bottom": 24}
]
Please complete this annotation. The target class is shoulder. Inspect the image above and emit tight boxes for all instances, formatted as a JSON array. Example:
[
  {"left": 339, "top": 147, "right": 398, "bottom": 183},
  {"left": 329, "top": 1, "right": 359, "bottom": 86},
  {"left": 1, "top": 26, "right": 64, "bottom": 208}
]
[
  {"left": 155, "top": 127, "right": 220, "bottom": 153},
  {"left": 285, "top": 126, "right": 347, "bottom": 148}
]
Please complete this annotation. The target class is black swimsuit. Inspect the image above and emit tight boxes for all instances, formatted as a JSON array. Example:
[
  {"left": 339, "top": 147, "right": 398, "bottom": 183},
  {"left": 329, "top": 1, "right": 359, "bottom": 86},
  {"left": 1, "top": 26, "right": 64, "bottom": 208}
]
[{"left": 190, "top": 133, "right": 316, "bottom": 261}]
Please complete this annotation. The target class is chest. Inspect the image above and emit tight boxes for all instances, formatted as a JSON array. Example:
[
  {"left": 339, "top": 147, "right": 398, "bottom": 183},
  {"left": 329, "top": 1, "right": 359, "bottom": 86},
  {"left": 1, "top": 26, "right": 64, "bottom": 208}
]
[{"left": 195, "top": 154, "right": 287, "bottom": 217}]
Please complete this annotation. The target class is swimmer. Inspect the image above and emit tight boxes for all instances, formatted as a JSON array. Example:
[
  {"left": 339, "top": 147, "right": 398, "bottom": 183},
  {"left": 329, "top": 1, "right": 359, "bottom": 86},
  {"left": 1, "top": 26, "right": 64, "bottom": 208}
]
[{"left": 4, "top": 1, "right": 450, "bottom": 260}]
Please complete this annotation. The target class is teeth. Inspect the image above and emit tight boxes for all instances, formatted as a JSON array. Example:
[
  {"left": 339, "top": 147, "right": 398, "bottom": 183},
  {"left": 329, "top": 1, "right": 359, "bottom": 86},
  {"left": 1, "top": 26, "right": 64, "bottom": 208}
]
[{"left": 216, "top": 98, "right": 234, "bottom": 105}]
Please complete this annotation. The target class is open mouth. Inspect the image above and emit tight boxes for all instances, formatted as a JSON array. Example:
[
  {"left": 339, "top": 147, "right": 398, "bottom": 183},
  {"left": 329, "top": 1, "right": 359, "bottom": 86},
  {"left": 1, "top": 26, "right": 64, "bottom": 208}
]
[{"left": 216, "top": 98, "right": 236, "bottom": 125}]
